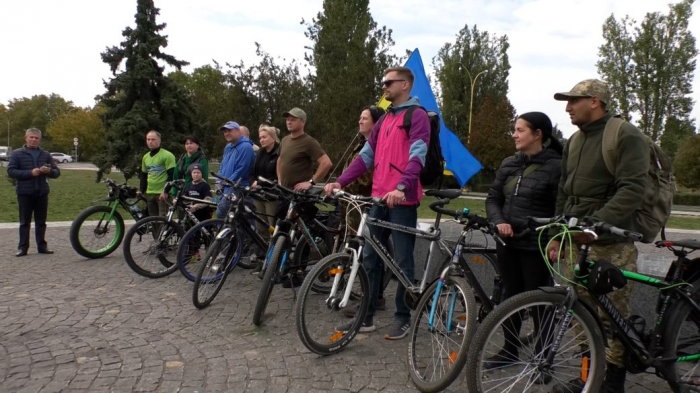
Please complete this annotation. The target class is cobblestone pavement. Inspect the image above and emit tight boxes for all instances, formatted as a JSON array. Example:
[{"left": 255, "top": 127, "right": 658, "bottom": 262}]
[{"left": 0, "top": 225, "right": 694, "bottom": 392}]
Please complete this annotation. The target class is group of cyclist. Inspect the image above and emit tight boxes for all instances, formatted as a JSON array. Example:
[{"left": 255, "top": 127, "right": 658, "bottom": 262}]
[{"left": 135, "top": 64, "right": 650, "bottom": 391}]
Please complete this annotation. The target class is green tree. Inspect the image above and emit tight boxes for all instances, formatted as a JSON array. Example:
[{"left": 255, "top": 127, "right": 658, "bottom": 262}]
[
  {"left": 46, "top": 107, "right": 106, "bottom": 161},
  {"left": 468, "top": 96, "right": 516, "bottom": 172},
  {"left": 674, "top": 134, "right": 700, "bottom": 189},
  {"left": 95, "top": 0, "right": 196, "bottom": 179},
  {"left": 433, "top": 24, "right": 510, "bottom": 147},
  {"left": 304, "top": 0, "right": 396, "bottom": 164},
  {"left": 660, "top": 116, "right": 696, "bottom": 160},
  {"left": 2, "top": 94, "right": 76, "bottom": 150},
  {"left": 597, "top": 0, "right": 697, "bottom": 142}
]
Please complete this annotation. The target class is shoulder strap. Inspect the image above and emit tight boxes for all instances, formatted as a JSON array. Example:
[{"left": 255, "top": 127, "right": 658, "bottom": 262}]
[
  {"left": 602, "top": 117, "right": 624, "bottom": 175},
  {"left": 502, "top": 163, "right": 543, "bottom": 195},
  {"left": 402, "top": 105, "right": 424, "bottom": 135},
  {"left": 567, "top": 130, "right": 583, "bottom": 172}
]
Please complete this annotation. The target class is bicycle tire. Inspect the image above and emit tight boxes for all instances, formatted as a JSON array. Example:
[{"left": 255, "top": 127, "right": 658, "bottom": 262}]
[
  {"left": 123, "top": 216, "right": 184, "bottom": 278},
  {"left": 660, "top": 284, "right": 700, "bottom": 391},
  {"left": 253, "top": 236, "right": 287, "bottom": 326},
  {"left": 192, "top": 234, "right": 241, "bottom": 309},
  {"left": 70, "top": 205, "right": 125, "bottom": 259},
  {"left": 465, "top": 290, "right": 606, "bottom": 392},
  {"left": 176, "top": 218, "right": 224, "bottom": 282},
  {"left": 295, "top": 253, "right": 370, "bottom": 355},
  {"left": 408, "top": 275, "right": 476, "bottom": 392}
]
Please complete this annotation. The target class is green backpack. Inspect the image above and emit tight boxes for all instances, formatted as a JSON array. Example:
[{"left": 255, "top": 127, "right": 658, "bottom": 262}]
[{"left": 568, "top": 117, "right": 675, "bottom": 243}]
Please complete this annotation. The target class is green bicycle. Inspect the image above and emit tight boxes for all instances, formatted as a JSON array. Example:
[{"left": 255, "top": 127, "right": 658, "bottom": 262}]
[{"left": 466, "top": 216, "right": 700, "bottom": 392}]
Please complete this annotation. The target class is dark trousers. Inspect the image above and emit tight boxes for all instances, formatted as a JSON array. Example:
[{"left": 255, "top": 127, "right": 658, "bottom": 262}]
[
  {"left": 363, "top": 205, "right": 417, "bottom": 322},
  {"left": 18, "top": 193, "right": 49, "bottom": 251},
  {"left": 496, "top": 244, "right": 553, "bottom": 352}
]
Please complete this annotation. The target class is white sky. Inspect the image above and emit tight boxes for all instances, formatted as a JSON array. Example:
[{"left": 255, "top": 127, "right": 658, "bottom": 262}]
[{"left": 1, "top": 0, "right": 699, "bottom": 137}]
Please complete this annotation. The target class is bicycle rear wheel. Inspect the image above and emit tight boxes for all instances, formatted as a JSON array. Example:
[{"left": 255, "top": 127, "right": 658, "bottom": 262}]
[
  {"left": 192, "top": 234, "right": 241, "bottom": 309},
  {"left": 408, "top": 275, "right": 476, "bottom": 392},
  {"left": 70, "top": 205, "right": 125, "bottom": 259},
  {"left": 177, "top": 218, "right": 224, "bottom": 282},
  {"left": 253, "top": 236, "right": 287, "bottom": 326},
  {"left": 660, "top": 287, "right": 700, "bottom": 391},
  {"left": 123, "top": 216, "right": 184, "bottom": 278},
  {"left": 295, "top": 253, "right": 369, "bottom": 355},
  {"left": 465, "top": 290, "right": 605, "bottom": 392}
]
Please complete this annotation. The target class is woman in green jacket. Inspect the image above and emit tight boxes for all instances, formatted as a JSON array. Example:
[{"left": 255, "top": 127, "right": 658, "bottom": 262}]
[{"left": 173, "top": 135, "right": 209, "bottom": 194}]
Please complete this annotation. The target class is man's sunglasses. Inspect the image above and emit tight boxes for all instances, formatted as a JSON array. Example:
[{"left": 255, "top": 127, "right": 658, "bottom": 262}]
[{"left": 382, "top": 79, "right": 406, "bottom": 87}]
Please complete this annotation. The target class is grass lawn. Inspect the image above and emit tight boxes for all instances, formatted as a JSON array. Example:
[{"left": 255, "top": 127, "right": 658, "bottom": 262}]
[
  {"left": 1, "top": 166, "right": 699, "bottom": 231},
  {"left": 0, "top": 163, "right": 221, "bottom": 222}
]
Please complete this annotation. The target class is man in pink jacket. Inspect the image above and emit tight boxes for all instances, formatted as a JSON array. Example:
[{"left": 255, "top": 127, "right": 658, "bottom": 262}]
[{"left": 325, "top": 66, "right": 430, "bottom": 339}]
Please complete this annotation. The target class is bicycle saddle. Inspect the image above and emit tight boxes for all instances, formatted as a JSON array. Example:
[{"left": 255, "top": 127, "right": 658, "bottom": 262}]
[
  {"left": 425, "top": 189, "right": 462, "bottom": 200},
  {"left": 657, "top": 239, "right": 700, "bottom": 250}
]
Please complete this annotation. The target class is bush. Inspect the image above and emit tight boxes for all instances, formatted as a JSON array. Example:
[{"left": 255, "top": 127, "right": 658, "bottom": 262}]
[{"left": 674, "top": 193, "right": 700, "bottom": 206}]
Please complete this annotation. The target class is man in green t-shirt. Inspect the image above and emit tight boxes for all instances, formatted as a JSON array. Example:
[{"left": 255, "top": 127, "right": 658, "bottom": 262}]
[{"left": 137, "top": 130, "right": 176, "bottom": 217}]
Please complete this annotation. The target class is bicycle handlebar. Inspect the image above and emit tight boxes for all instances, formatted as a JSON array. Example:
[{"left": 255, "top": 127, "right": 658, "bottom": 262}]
[
  {"left": 258, "top": 176, "right": 322, "bottom": 200},
  {"left": 529, "top": 216, "right": 643, "bottom": 242},
  {"left": 331, "top": 189, "right": 384, "bottom": 205}
]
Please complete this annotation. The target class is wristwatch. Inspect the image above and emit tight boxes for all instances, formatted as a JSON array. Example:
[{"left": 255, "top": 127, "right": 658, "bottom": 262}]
[
  {"left": 396, "top": 183, "right": 406, "bottom": 192},
  {"left": 309, "top": 178, "right": 316, "bottom": 186}
]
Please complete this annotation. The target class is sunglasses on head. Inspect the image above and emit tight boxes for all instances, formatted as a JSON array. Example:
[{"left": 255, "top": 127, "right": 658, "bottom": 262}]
[{"left": 382, "top": 79, "right": 406, "bottom": 87}]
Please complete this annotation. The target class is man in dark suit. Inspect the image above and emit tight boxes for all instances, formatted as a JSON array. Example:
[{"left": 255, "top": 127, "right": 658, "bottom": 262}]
[{"left": 7, "top": 128, "right": 61, "bottom": 256}]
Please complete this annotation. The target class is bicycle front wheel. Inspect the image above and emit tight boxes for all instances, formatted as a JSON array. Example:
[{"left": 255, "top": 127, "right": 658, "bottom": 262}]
[
  {"left": 123, "top": 216, "right": 184, "bottom": 278},
  {"left": 177, "top": 218, "right": 224, "bottom": 282},
  {"left": 660, "top": 287, "right": 700, "bottom": 391},
  {"left": 295, "top": 253, "right": 369, "bottom": 355},
  {"left": 408, "top": 275, "right": 476, "bottom": 392},
  {"left": 465, "top": 290, "right": 605, "bottom": 392},
  {"left": 192, "top": 234, "right": 241, "bottom": 309},
  {"left": 253, "top": 236, "right": 287, "bottom": 326},
  {"left": 70, "top": 205, "right": 125, "bottom": 259}
]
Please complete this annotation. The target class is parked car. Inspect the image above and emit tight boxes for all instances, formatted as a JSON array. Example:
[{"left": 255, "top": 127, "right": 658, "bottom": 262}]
[
  {"left": 0, "top": 146, "right": 11, "bottom": 161},
  {"left": 51, "top": 153, "right": 73, "bottom": 163}
]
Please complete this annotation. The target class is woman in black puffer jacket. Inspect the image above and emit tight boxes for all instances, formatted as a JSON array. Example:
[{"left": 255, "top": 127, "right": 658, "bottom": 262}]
[{"left": 484, "top": 111, "right": 563, "bottom": 367}]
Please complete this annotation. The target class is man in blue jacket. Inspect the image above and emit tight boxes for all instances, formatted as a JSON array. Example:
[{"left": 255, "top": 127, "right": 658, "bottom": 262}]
[
  {"left": 7, "top": 128, "right": 61, "bottom": 256},
  {"left": 216, "top": 121, "right": 255, "bottom": 218}
]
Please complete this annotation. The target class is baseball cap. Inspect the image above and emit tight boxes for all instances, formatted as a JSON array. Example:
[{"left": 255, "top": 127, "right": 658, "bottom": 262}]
[
  {"left": 219, "top": 121, "right": 240, "bottom": 131},
  {"left": 553, "top": 79, "right": 611, "bottom": 105},
  {"left": 189, "top": 163, "right": 203, "bottom": 174},
  {"left": 282, "top": 107, "right": 307, "bottom": 121}
]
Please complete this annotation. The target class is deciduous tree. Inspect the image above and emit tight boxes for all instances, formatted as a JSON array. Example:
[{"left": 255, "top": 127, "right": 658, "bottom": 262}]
[
  {"left": 597, "top": 0, "right": 697, "bottom": 144},
  {"left": 674, "top": 134, "right": 700, "bottom": 189}
]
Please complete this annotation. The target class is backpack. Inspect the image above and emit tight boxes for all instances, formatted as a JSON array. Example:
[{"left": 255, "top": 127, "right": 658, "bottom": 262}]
[
  {"left": 377, "top": 105, "right": 445, "bottom": 187},
  {"left": 568, "top": 116, "right": 675, "bottom": 243}
]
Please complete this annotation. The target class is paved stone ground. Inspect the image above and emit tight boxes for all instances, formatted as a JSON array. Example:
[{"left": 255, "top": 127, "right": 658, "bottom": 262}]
[{"left": 0, "top": 225, "right": 695, "bottom": 392}]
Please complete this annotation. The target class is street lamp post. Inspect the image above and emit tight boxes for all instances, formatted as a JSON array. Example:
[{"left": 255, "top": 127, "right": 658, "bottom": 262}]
[{"left": 459, "top": 63, "right": 487, "bottom": 146}]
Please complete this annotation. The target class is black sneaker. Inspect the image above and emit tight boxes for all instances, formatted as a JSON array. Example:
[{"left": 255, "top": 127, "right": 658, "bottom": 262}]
[
  {"left": 335, "top": 317, "right": 376, "bottom": 333},
  {"left": 341, "top": 297, "right": 387, "bottom": 318},
  {"left": 483, "top": 349, "right": 519, "bottom": 370},
  {"left": 384, "top": 320, "right": 410, "bottom": 340}
]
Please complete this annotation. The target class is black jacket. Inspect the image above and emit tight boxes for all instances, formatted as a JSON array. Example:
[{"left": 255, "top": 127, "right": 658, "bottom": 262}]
[
  {"left": 252, "top": 143, "right": 279, "bottom": 183},
  {"left": 486, "top": 148, "right": 562, "bottom": 250},
  {"left": 7, "top": 146, "right": 61, "bottom": 196}
]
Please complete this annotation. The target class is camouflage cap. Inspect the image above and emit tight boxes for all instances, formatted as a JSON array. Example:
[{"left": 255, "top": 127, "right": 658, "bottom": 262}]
[{"left": 553, "top": 79, "right": 611, "bottom": 105}]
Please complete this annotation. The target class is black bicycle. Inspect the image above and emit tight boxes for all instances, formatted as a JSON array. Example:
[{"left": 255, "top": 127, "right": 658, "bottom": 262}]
[
  {"left": 466, "top": 216, "right": 700, "bottom": 392},
  {"left": 70, "top": 178, "right": 147, "bottom": 259},
  {"left": 192, "top": 174, "right": 277, "bottom": 309},
  {"left": 122, "top": 179, "right": 215, "bottom": 279},
  {"left": 252, "top": 176, "right": 342, "bottom": 326}
]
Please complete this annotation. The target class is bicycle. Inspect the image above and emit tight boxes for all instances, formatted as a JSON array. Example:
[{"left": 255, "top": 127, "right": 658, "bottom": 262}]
[
  {"left": 70, "top": 178, "right": 147, "bottom": 259},
  {"left": 121, "top": 179, "right": 215, "bottom": 278},
  {"left": 191, "top": 174, "right": 276, "bottom": 309},
  {"left": 294, "top": 189, "right": 486, "bottom": 362},
  {"left": 465, "top": 216, "right": 700, "bottom": 393},
  {"left": 252, "top": 176, "right": 342, "bottom": 326}
]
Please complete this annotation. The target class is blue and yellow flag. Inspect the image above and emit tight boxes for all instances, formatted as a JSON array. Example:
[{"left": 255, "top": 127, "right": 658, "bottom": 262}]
[{"left": 378, "top": 49, "right": 482, "bottom": 186}]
